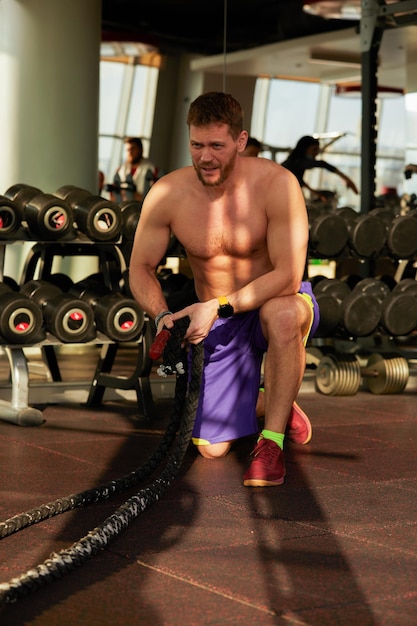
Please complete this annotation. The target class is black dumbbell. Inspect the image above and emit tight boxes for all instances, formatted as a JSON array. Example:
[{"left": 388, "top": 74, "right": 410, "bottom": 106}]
[
  {"left": 24, "top": 194, "right": 74, "bottom": 240},
  {"left": 0, "top": 281, "right": 45, "bottom": 344},
  {"left": 105, "top": 181, "right": 137, "bottom": 204},
  {"left": 5, "top": 184, "right": 74, "bottom": 240},
  {"left": 73, "top": 195, "right": 122, "bottom": 242},
  {"left": 385, "top": 213, "right": 417, "bottom": 259},
  {"left": 308, "top": 213, "right": 348, "bottom": 259},
  {"left": 4, "top": 183, "right": 43, "bottom": 208},
  {"left": 47, "top": 272, "right": 75, "bottom": 292},
  {"left": 391, "top": 278, "right": 417, "bottom": 295},
  {"left": 334, "top": 207, "right": 387, "bottom": 259},
  {"left": 21, "top": 279, "right": 96, "bottom": 343},
  {"left": 55, "top": 186, "right": 122, "bottom": 241},
  {"left": 0, "top": 195, "right": 23, "bottom": 239},
  {"left": 313, "top": 277, "right": 381, "bottom": 337},
  {"left": 312, "top": 278, "right": 350, "bottom": 337},
  {"left": 69, "top": 275, "right": 145, "bottom": 342},
  {"left": 119, "top": 200, "right": 142, "bottom": 239},
  {"left": 369, "top": 206, "right": 397, "bottom": 228},
  {"left": 55, "top": 185, "right": 92, "bottom": 207},
  {"left": 352, "top": 277, "right": 417, "bottom": 336}
]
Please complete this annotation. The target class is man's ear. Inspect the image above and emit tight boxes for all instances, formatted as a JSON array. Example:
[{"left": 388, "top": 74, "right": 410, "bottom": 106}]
[{"left": 237, "top": 130, "right": 249, "bottom": 153}]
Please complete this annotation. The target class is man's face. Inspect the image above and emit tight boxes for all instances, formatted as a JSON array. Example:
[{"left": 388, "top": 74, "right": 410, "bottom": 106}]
[
  {"left": 189, "top": 123, "right": 246, "bottom": 187},
  {"left": 125, "top": 143, "right": 142, "bottom": 164}
]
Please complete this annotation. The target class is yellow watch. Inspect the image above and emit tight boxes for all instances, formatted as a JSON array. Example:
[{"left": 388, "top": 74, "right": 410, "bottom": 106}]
[{"left": 217, "top": 296, "right": 234, "bottom": 318}]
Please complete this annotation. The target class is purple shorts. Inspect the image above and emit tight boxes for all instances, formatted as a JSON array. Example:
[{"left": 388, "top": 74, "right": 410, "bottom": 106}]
[{"left": 191, "top": 281, "right": 319, "bottom": 446}]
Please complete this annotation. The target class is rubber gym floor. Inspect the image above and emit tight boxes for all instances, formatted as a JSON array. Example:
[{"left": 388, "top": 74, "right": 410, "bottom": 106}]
[{"left": 0, "top": 341, "right": 416, "bottom": 625}]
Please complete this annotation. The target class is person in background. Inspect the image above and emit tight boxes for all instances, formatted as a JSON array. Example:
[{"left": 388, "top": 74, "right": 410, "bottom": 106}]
[
  {"left": 241, "top": 136, "right": 263, "bottom": 157},
  {"left": 112, "top": 137, "right": 156, "bottom": 202},
  {"left": 281, "top": 135, "right": 359, "bottom": 198},
  {"left": 129, "top": 91, "right": 319, "bottom": 488}
]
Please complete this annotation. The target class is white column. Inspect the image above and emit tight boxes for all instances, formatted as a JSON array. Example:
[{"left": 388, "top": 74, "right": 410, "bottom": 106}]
[
  {"left": 0, "top": 0, "right": 101, "bottom": 280},
  {"left": 0, "top": 0, "right": 101, "bottom": 193}
]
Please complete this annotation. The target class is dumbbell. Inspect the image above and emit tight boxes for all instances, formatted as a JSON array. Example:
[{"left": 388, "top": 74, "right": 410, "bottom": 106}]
[
  {"left": 5, "top": 184, "right": 74, "bottom": 240},
  {"left": 391, "top": 277, "right": 417, "bottom": 295},
  {"left": 0, "top": 195, "right": 23, "bottom": 239},
  {"left": 119, "top": 200, "right": 142, "bottom": 239},
  {"left": 315, "top": 351, "right": 410, "bottom": 396},
  {"left": 333, "top": 207, "right": 387, "bottom": 259},
  {"left": 352, "top": 277, "right": 417, "bottom": 336},
  {"left": 55, "top": 184, "right": 92, "bottom": 207},
  {"left": 47, "top": 272, "right": 75, "bottom": 292},
  {"left": 385, "top": 213, "right": 417, "bottom": 259},
  {"left": 105, "top": 181, "right": 137, "bottom": 203},
  {"left": 4, "top": 183, "right": 42, "bottom": 209},
  {"left": 369, "top": 206, "right": 397, "bottom": 235},
  {"left": 117, "top": 201, "right": 142, "bottom": 263},
  {"left": 308, "top": 212, "right": 348, "bottom": 258},
  {"left": 312, "top": 277, "right": 381, "bottom": 337},
  {"left": 69, "top": 275, "right": 145, "bottom": 342},
  {"left": 312, "top": 277, "right": 350, "bottom": 337},
  {"left": 24, "top": 194, "right": 74, "bottom": 240},
  {"left": 21, "top": 279, "right": 96, "bottom": 343},
  {"left": 0, "top": 281, "right": 45, "bottom": 344},
  {"left": 55, "top": 186, "right": 122, "bottom": 242}
]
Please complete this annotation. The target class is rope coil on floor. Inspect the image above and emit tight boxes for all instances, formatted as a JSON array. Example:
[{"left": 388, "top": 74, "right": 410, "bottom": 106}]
[{"left": 0, "top": 318, "right": 201, "bottom": 605}]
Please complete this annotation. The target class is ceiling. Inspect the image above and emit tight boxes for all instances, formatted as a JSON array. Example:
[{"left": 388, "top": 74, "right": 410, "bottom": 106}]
[
  {"left": 101, "top": 1, "right": 417, "bottom": 90},
  {"left": 101, "top": 0, "right": 354, "bottom": 56}
]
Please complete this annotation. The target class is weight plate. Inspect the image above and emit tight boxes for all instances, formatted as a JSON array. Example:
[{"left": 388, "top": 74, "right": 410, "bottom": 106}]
[
  {"left": 365, "top": 353, "right": 409, "bottom": 394},
  {"left": 316, "top": 353, "right": 361, "bottom": 396}
]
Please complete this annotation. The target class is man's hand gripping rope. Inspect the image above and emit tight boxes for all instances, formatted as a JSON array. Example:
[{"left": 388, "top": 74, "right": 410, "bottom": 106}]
[{"left": 149, "top": 317, "right": 191, "bottom": 377}]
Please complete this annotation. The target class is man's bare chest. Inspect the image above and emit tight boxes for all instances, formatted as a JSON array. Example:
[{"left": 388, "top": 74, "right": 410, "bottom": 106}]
[{"left": 174, "top": 210, "right": 265, "bottom": 260}]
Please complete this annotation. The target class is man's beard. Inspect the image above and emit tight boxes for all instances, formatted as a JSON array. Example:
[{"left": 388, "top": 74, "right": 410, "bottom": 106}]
[{"left": 194, "top": 153, "right": 236, "bottom": 187}]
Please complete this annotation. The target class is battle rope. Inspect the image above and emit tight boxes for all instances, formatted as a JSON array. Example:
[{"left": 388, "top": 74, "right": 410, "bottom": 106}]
[
  {"left": 0, "top": 318, "right": 191, "bottom": 541},
  {"left": 0, "top": 318, "right": 201, "bottom": 605}
]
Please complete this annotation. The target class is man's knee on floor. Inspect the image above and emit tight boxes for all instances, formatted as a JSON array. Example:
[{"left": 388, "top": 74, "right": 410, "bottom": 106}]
[{"left": 195, "top": 441, "right": 232, "bottom": 459}]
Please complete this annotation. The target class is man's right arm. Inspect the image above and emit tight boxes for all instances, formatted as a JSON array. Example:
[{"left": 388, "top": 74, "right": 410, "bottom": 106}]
[{"left": 128, "top": 183, "right": 173, "bottom": 323}]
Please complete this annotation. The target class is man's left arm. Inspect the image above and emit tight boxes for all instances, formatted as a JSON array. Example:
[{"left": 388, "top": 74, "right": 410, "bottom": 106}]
[{"left": 265, "top": 168, "right": 309, "bottom": 294}]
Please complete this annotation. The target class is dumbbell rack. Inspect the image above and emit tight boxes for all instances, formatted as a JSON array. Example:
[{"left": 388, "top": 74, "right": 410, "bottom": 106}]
[{"left": 0, "top": 237, "right": 154, "bottom": 426}]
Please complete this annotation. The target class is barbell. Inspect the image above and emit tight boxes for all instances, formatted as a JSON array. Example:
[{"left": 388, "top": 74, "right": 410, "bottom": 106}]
[{"left": 314, "top": 351, "right": 411, "bottom": 396}]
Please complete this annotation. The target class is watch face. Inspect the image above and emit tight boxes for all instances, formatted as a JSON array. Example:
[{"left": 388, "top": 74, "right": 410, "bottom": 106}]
[{"left": 218, "top": 303, "right": 234, "bottom": 318}]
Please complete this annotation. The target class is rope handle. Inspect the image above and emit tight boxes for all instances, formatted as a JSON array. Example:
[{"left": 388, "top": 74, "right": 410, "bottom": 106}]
[{"left": 149, "top": 318, "right": 190, "bottom": 377}]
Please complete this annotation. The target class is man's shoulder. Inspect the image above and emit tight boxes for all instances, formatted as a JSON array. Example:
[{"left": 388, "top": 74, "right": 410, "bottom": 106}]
[
  {"left": 248, "top": 156, "right": 292, "bottom": 179},
  {"left": 151, "top": 166, "right": 194, "bottom": 193},
  {"left": 161, "top": 165, "right": 194, "bottom": 181}
]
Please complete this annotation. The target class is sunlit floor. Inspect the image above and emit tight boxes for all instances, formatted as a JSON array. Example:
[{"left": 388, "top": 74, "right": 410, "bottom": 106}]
[{"left": 0, "top": 341, "right": 416, "bottom": 625}]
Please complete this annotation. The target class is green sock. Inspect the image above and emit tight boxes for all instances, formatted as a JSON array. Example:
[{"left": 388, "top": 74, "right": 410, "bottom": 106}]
[{"left": 260, "top": 429, "right": 285, "bottom": 450}]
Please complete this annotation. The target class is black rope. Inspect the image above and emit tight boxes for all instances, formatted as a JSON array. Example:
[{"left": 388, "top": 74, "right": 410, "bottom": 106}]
[
  {"left": 0, "top": 318, "right": 192, "bottom": 541},
  {"left": 0, "top": 320, "right": 202, "bottom": 605}
]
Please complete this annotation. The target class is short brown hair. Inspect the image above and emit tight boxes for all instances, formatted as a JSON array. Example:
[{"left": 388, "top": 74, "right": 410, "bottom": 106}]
[
  {"left": 124, "top": 137, "right": 143, "bottom": 150},
  {"left": 186, "top": 92, "right": 243, "bottom": 140}
]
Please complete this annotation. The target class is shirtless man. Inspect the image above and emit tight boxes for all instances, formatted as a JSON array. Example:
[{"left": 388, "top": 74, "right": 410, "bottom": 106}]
[{"left": 129, "top": 92, "right": 319, "bottom": 487}]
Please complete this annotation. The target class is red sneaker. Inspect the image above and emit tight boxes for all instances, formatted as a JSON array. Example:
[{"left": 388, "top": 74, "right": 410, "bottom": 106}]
[
  {"left": 287, "top": 401, "right": 312, "bottom": 445},
  {"left": 243, "top": 437, "right": 286, "bottom": 487},
  {"left": 256, "top": 384, "right": 312, "bottom": 445}
]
